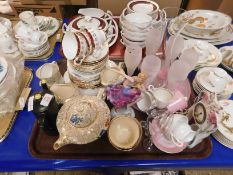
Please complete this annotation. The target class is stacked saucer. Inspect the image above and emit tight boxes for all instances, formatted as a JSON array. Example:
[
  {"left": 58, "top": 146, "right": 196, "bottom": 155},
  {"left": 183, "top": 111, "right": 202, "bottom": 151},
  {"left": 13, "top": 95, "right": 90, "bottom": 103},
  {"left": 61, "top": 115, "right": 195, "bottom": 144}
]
[
  {"left": 183, "top": 39, "right": 222, "bottom": 70},
  {"left": 18, "top": 31, "right": 50, "bottom": 58},
  {"left": 14, "top": 11, "right": 50, "bottom": 58},
  {"left": 212, "top": 100, "right": 233, "bottom": 149},
  {"left": 192, "top": 67, "right": 233, "bottom": 100},
  {"left": 119, "top": 0, "right": 159, "bottom": 48},
  {"left": 168, "top": 10, "right": 233, "bottom": 45}
]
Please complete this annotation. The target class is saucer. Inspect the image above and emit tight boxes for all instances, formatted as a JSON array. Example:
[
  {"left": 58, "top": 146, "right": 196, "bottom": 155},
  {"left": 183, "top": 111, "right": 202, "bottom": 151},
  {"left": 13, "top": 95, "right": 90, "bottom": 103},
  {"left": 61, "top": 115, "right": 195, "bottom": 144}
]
[
  {"left": 104, "top": 13, "right": 119, "bottom": 47},
  {"left": 216, "top": 100, "right": 233, "bottom": 142},
  {"left": 183, "top": 39, "right": 222, "bottom": 68},
  {"left": 149, "top": 119, "right": 187, "bottom": 153},
  {"left": 212, "top": 130, "right": 233, "bottom": 149},
  {"left": 42, "top": 17, "right": 60, "bottom": 37},
  {"left": 196, "top": 67, "right": 233, "bottom": 94},
  {"left": 168, "top": 18, "right": 233, "bottom": 45}
]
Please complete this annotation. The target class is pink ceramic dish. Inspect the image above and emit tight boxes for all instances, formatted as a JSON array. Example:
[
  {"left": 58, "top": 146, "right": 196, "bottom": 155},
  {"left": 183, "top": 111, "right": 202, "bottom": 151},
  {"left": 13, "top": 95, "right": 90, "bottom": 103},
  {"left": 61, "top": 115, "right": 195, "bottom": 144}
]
[{"left": 149, "top": 119, "right": 187, "bottom": 154}]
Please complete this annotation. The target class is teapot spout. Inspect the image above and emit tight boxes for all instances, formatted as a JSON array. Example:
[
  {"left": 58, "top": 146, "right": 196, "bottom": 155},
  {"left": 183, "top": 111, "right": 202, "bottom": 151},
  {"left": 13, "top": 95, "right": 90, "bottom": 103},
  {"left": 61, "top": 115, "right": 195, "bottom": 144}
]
[{"left": 53, "top": 137, "right": 67, "bottom": 150}]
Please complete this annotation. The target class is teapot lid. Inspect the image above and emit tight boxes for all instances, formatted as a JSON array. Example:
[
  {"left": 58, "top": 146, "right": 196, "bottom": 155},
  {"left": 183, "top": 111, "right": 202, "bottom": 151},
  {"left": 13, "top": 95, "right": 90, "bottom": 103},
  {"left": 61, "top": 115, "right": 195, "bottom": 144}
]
[
  {"left": 68, "top": 100, "right": 98, "bottom": 128},
  {"left": 56, "top": 95, "right": 110, "bottom": 145}
]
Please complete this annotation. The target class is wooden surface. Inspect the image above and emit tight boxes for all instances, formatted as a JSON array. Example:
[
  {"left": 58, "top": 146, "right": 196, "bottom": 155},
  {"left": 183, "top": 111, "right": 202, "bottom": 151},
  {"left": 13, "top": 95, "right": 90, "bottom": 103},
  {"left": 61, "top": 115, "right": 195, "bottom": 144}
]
[{"left": 29, "top": 108, "right": 212, "bottom": 160}]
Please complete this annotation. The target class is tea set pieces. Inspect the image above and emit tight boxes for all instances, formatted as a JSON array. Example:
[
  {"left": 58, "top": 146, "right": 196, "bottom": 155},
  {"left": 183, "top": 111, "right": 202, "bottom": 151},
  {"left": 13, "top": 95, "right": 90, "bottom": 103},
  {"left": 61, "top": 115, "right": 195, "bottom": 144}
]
[
  {"left": 0, "top": 17, "right": 21, "bottom": 59},
  {"left": 0, "top": 18, "right": 25, "bottom": 117},
  {"left": 212, "top": 100, "right": 233, "bottom": 149},
  {"left": 108, "top": 116, "right": 142, "bottom": 151},
  {"left": 76, "top": 8, "right": 119, "bottom": 47},
  {"left": 15, "top": 11, "right": 60, "bottom": 38},
  {"left": 54, "top": 89, "right": 111, "bottom": 150},
  {"left": 192, "top": 67, "right": 233, "bottom": 100},
  {"left": 36, "top": 61, "right": 64, "bottom": 88},
  {"left": 145, "top": 91, "right": 219, "bottom": 153},
  {"left": 0, "top": 56, "right": 22, "bottom": 117},
  {"left": 220, "top": 46, "right": 233, "bottom": 72},
  {"left": 62, "top": 15, "right": 109, "bottom": 89},
  {"left": 66, "top": 8, "right": 118, "bottom": 48},
  {"left": 168, "top": 10, "right": 233, "bottom": 45},
  {"left": 14, "top": 11, "right": 51, "bottom": 58},
  {"left": 119, "top": 0, "right": 160, "bottom": 48}
]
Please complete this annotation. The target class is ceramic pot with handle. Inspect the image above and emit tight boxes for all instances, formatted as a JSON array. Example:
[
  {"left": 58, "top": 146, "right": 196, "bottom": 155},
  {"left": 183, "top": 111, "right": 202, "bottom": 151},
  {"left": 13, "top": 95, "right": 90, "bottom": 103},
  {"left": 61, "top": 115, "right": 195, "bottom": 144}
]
[{"left": 53, "top": 88, "right": 110, "bottom": 150}]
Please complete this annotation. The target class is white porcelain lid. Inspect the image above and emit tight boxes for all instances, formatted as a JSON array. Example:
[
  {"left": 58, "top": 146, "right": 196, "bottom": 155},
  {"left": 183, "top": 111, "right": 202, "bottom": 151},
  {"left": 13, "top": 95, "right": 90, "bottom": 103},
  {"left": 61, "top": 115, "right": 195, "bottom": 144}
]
[{"left": 78, "top": 8, "right": 105, "bottom": 18}]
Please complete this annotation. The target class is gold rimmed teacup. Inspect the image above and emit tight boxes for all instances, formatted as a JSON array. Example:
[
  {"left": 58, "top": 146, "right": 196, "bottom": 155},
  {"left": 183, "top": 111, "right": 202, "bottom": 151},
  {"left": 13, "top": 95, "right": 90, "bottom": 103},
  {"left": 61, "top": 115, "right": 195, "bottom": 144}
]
[{"left": 108, "top": 116, "right": 142, "bottom": 151}]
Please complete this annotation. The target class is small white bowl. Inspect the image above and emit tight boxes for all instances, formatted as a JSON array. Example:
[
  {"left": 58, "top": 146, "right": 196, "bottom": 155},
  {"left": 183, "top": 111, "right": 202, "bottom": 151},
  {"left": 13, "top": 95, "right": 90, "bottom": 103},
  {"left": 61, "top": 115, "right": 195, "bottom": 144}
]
[
  {"left": 108, "top": 116, "right": 142, "bottom": 151},
  {"left": 121, "top": 35, "right": 145, "bottom": 48},
  {"left": 127, "top": 0, "right": 159, "bottom": 15}
]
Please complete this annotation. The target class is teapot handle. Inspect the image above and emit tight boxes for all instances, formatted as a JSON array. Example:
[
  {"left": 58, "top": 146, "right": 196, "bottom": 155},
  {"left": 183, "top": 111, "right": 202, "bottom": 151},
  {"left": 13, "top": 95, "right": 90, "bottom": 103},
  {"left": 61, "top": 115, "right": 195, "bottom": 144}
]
[{"left": 97, "top": 88, "right": 106, "bottom": 100}]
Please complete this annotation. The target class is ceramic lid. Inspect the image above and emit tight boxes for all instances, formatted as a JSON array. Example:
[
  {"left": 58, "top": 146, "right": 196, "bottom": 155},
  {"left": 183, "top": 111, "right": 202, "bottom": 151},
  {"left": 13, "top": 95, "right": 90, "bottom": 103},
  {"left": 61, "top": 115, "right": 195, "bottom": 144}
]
[
  {"left": 55, "top": 94, "right": 110, "bottom": 148},
  {"left": 70, "top": 16, "right": 108, "bottom": 31},
  {"left": 0, "top": 56, "right": 8, "bottom": 84},
  {"left": 78, "top": 8, "right": 105, "bottom": 18}
]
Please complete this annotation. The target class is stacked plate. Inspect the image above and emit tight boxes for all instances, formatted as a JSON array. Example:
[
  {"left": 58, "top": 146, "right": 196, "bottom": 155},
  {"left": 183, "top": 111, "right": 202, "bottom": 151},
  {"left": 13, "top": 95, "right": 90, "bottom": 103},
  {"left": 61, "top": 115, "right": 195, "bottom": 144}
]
[
  {"left": 119, "top": 0, "right": 159, "bottom": 48},
  {"left": 220, "top": 46, "right": 233, "bottom": 73},
  {"left": 18, "top": 32, "right": 50, "bottom": 58},
  {"left": 192, "top": 67, "right": 233, "bottom": 100},
  {"left": 15, "top": 16, "right": 60, "bottom": 37},
  {"left": 69, "top": 8, "right": 119, "bottom": 47},
  {"left": 183, "top": 39, "right": 222, "bottom": 70},
  {"left": 0, "top": 56, "right": 20, "bottom": 115},
  {"left": 168, "top": 10, "right": 233, "bottom": 45},
  {"left": 212, "top": 100, "right": 233, "bottom": 149}
]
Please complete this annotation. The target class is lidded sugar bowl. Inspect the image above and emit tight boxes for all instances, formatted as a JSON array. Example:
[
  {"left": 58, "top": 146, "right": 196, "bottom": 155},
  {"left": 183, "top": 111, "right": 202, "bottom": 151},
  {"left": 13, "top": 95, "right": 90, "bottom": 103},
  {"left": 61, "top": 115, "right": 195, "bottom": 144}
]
[{"left": 53, "top": 89, "right": 110, "bottom": 150}]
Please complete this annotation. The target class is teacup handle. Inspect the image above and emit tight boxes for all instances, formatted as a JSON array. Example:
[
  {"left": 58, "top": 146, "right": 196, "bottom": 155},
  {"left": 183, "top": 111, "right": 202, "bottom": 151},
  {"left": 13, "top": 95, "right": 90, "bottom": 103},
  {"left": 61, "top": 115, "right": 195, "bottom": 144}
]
[
  {"left": 97, "top": 88, "right": 106, "bottom": 100},
  {"left": 106, "top": 10, "right": 113, "bottom": 16},
  {"left": 147, "top": 85, "right": 156, "bottom": 92},
  {"left": 62, "top": 23, "right": 72, "bottom": 33}
]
